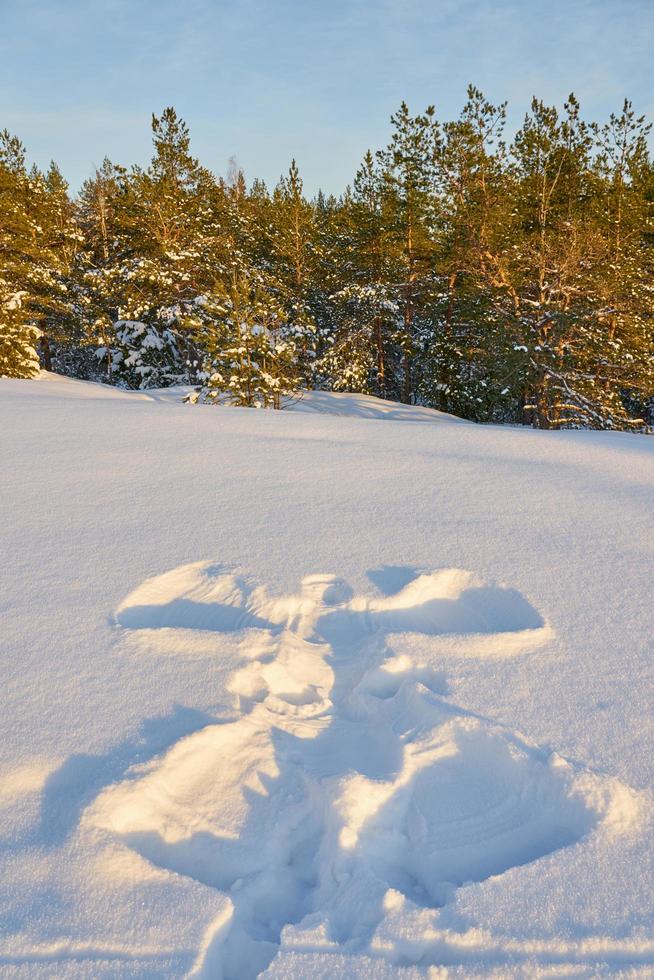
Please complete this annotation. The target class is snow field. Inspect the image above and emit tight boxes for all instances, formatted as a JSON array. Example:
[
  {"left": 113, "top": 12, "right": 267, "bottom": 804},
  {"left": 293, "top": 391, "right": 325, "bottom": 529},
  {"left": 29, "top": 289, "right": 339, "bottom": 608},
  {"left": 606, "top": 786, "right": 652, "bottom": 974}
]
[{"left": 1, "top": 374, "right": 653, "bottom": 977}]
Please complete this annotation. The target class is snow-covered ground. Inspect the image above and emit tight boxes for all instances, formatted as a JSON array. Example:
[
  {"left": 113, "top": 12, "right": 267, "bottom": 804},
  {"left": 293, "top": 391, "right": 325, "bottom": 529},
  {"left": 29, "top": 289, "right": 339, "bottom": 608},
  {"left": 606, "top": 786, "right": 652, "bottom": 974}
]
[{"left": 1, "top": 373, "right": 653, "bottom": 979}]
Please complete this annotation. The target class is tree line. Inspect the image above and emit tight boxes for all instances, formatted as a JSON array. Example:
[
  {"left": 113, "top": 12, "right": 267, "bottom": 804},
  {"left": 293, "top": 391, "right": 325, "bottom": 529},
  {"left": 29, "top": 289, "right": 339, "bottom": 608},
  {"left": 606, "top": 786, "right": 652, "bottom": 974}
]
[{"left": 1, "top": 88, "right": 653, "bottom": 428}]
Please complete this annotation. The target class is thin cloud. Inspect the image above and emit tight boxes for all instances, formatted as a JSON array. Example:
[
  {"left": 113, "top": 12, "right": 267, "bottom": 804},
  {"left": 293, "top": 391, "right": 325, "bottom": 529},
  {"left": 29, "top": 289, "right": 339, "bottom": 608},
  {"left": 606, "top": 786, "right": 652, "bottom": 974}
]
[{"left": 1, "top": 0, "right": 652, "bottom": 194}]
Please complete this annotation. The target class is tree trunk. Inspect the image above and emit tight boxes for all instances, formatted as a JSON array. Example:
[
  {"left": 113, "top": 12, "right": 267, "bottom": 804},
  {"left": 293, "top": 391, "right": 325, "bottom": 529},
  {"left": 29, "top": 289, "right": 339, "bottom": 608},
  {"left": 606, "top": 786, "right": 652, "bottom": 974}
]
[
  {"left": 40, "top": 332, "right": 52, "bottom": 372},
  {"left": 534, "top": 371, "right": 551, "bottom": 429},
  {"left": 374, "top": 317, "right": 386, "bottom": 399},
  {"left": 402, "top": 345, "right": 412, "bottom": 405},
  {"left": 402, "top": 209, "right": 415, "bottom": 405}
]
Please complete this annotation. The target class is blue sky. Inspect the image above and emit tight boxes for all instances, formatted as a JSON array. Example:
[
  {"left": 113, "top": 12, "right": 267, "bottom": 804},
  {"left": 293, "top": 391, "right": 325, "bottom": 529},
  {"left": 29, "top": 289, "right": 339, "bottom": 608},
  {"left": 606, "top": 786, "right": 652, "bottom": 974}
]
[{"left": 1, "top": 0, "right": 652, "bottom": 194}]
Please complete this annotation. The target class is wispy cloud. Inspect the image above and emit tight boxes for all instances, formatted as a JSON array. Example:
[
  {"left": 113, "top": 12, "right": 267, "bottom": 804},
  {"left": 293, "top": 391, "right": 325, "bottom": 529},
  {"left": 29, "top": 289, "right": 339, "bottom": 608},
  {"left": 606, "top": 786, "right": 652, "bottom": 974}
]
[{"left": 1, "top": 0, "right": 652, "bottom": 193}]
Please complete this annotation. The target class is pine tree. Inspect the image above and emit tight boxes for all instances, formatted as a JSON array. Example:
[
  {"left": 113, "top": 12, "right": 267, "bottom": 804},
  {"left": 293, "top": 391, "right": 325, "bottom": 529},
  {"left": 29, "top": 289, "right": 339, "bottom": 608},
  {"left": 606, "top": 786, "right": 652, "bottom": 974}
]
[
  {"left": 481, "top": 95, "right": 654, "bottom": 429},
  {"left": 34, "top": 162, "right": 85, "bottom": 375},
  {"left": 419, "top": 88, "right": 512, "bottom": 420},
  {"left": 268, "top": 160, "right": 317, "bottom": 381},
  {"left": 376, "top": 103, "right": 441, "bottom": 403},
  {"left": 81, "top": 109, "right": 221, "bottom": 387},
  {"left": 75, "top": 158, "right": 125, "bottom": 381},
  {"left": 190, "top": 270, "right": 301, "bottom": 409},
  {"left": 0, "top": 131, "right": 41, "bottom": 377},
  {"left": 469, "top": 96, "right": 611, "bottom": 427},
  {"left": 587, "top": 102, "right": 654, "bottom": 426},
  {"left": 0, "top": 132, "right": 79, "bottom": 378},
  {"left": 319, "top": 153, "right": 402, "bottom": 396}
]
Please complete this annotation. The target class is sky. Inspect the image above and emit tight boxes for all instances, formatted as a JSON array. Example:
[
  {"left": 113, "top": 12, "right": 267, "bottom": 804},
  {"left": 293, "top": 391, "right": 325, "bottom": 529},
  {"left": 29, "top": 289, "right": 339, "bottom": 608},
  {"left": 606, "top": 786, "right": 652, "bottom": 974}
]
[{"left": 1, "top": 0, "right": 653, "bottom": 196}]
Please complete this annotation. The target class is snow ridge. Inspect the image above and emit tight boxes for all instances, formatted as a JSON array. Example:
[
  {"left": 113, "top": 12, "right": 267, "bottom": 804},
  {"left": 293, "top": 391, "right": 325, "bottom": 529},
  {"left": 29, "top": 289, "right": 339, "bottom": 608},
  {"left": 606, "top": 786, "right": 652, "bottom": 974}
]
[{"left": 87, "top": 562, "right": 639, "bottom": 978}]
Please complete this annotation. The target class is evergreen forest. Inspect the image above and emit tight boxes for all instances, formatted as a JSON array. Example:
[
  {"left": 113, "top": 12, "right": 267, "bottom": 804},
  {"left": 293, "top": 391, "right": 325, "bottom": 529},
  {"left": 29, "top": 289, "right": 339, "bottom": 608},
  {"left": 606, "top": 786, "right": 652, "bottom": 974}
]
[{"left": 2, "top": 89, "right": 653, "bottom": 429}]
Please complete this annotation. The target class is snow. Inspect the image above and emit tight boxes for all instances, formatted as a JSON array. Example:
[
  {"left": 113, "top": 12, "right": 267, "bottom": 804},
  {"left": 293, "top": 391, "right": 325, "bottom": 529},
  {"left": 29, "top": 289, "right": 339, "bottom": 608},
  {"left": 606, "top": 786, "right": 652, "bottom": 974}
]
[
  {"left": 1, "top": 371, "right": 653, "bottom": 978},
  {"left": 286, "top": 390, "right": 465, "bottom": 423}
]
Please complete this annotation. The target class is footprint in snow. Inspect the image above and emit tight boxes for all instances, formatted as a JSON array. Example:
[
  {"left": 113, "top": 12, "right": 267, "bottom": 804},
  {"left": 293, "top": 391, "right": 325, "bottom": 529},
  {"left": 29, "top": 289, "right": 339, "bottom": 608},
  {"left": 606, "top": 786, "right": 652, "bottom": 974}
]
[{"left": 84, "top": 562, "right": 638, "bottom": 979}]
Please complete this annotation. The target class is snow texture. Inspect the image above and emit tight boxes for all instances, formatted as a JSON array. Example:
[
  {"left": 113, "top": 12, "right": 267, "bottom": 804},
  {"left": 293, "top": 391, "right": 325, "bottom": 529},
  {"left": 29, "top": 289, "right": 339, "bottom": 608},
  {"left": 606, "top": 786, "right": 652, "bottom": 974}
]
[{"left": 0, "top": 373, "right": 653, "bottom": 978}]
